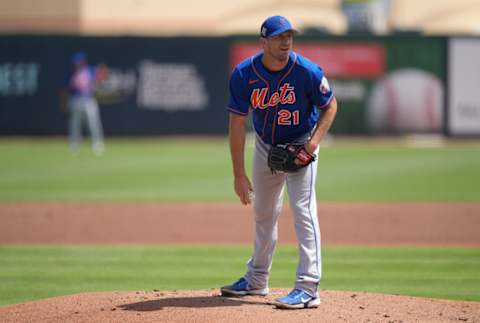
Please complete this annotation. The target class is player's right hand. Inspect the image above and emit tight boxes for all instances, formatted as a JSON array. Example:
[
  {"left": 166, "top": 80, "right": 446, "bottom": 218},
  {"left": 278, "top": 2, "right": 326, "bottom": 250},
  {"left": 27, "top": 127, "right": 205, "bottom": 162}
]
[{"left": 234, "top": 175, "right": 253, "bottom": 205}]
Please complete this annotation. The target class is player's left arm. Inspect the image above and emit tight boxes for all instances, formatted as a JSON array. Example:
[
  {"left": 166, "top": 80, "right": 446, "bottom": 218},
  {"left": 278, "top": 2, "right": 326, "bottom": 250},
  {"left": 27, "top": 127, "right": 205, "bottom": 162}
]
[{"left": 304, "top": 97, "right": 337, "bottom": 154}]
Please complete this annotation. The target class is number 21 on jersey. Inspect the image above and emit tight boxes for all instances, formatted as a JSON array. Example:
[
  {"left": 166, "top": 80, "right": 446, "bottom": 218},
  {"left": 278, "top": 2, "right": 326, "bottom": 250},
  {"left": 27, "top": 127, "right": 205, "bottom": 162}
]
[{"left": 278, "top": 109, "right": 299, "bottom": 125}]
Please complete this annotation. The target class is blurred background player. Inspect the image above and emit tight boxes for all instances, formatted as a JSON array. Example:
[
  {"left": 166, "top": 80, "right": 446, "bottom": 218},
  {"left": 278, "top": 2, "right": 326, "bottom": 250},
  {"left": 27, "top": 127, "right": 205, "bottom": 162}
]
[{"left": 61, "top": 52, "right": 107, "bottom": 155}]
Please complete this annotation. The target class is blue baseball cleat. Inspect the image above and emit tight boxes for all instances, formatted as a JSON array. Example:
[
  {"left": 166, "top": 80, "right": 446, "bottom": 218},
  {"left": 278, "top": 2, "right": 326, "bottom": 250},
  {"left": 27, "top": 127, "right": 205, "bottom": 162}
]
[
  {"left": 220, "top": 277, "right": 269, "bottom": 297},
  {"left": 273, "top": 288, "right": 321, "bottom": 309}
]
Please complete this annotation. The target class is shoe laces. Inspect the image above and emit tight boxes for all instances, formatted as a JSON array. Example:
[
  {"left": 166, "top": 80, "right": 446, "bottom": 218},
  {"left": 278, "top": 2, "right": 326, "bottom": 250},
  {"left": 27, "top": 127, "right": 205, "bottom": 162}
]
[
  {"left": 287, "top": 288, "right": 304, "bottom": 299},
  {"left": 233, "top": 277, "right": 247, "bottom": 288}
]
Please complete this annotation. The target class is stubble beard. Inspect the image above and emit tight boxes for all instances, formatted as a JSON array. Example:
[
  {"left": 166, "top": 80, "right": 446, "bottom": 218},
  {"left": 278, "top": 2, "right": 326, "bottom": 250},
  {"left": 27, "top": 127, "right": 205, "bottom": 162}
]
[
  {"left": 273, "top": 50, "right": 290, "bottom": 65},
  {"left": 262, "top": 42, "right": 291, "bottom": 70},
  {"left": 274, "top": 41, "right": 292, "bottom": 63}
]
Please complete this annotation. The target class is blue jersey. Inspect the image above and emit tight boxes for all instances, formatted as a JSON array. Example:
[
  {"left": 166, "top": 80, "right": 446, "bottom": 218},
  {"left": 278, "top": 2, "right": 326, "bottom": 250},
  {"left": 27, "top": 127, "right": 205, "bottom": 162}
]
[
  {"left": 227, "top": 51, "right": 334, "bottom": 145},
  {"left": 65, "top": 66, "right": 96, "bottom": 97}
]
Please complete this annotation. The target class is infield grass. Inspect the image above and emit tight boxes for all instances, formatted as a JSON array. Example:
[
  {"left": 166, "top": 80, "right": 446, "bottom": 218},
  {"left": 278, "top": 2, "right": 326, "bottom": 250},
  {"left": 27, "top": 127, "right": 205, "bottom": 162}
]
[
  {"left": 0, "top": 137, "right": 479, "bottom": 202},
  {"left": 0, "top": 245, "right": 479, "bottom": 306}
]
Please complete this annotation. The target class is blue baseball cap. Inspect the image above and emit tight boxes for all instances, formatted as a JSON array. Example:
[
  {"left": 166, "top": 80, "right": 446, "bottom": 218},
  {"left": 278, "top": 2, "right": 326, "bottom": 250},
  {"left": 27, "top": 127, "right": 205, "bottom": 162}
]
[{"left": 260, "top": 15, "right": 297, "bottom": 38}]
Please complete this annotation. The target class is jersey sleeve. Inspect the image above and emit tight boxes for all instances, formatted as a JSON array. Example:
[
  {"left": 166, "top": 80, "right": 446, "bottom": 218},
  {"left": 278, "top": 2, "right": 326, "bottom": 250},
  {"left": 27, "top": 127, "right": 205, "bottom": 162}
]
[
  {"left": 309, "top": 66, "right": 334, "bottom": 110},
  {"left": 226, "top": 67, "right": 250, "bottom": 116}
]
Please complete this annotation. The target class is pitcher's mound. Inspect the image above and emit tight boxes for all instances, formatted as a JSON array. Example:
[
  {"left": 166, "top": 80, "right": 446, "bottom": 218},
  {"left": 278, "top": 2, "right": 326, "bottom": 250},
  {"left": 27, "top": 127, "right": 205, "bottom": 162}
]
[{"left": 1, "top": 289, "right": 479, "bottom": 322}]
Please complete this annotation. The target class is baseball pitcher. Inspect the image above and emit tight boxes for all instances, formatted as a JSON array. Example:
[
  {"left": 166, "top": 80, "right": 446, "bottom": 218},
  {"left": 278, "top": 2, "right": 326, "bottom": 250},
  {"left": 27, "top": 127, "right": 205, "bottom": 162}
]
[{"left": 221, "top": 15, "right": 338, "bottom": 309}]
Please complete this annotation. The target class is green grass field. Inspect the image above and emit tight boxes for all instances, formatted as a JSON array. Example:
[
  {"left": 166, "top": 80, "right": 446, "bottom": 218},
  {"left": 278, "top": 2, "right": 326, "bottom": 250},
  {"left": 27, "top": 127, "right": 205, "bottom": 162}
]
[
  {"left": 1, "top": 245, "right": 479, "bottom": 306},
  {"left": 1, "top": 137, "right": 479, "bottom": 202},
  {"left": 0, "top": 137, "right": 479, "bottom": 306}
]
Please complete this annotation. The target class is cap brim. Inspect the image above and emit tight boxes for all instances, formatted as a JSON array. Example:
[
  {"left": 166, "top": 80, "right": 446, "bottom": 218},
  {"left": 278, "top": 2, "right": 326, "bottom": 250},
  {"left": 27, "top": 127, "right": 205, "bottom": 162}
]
[{"left": 267, "top": 27, "right": 298, "bottom": 38}]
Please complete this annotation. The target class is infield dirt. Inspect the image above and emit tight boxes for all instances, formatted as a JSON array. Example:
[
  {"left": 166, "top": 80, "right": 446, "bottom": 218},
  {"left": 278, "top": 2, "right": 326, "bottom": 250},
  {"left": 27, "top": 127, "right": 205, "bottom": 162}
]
[{"left": 1, "top": 202, "right": 479, "bottom": 246}]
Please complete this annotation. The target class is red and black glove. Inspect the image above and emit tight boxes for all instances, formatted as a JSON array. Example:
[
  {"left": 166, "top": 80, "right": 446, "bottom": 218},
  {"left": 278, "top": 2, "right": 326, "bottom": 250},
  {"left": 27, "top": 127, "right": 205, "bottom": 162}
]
[{"left": 268, "top": 144, "right": 316, "bottom": 173}]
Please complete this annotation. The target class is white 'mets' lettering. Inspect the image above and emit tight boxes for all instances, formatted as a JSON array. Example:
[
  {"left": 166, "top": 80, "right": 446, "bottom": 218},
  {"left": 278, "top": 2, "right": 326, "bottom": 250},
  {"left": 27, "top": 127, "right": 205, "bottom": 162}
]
[{"left": 250, "top": 83, "right": 296, "bottom": 109}]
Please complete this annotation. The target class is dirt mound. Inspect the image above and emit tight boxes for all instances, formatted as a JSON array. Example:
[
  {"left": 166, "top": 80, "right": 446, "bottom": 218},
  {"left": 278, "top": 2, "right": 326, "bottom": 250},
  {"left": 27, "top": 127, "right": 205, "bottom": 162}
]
[{"left": 1, "top": 289, "right": 479, "bottom": 323}]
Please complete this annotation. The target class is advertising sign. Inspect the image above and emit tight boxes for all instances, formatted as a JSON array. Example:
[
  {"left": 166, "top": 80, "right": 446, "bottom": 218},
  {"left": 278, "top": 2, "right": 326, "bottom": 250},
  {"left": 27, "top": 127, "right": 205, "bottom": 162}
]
[{"left": 448, "top": 38, "right": 480, "bottom": 136}]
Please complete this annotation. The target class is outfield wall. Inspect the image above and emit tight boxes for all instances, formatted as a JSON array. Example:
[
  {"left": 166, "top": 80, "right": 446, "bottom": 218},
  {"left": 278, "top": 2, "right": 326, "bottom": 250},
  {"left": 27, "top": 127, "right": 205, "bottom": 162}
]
[
  {"left": 0, "top": 35, "right": 229, "bottom": 136},
  {"left": 0, "top": 34, "right": 476, "bottom": 136}
]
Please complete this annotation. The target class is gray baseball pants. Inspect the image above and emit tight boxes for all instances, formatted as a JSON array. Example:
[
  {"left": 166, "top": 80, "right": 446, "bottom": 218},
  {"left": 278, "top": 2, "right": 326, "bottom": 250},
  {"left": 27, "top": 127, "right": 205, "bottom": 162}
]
[
  {"left": 244, "top": 135, "right": 321, "bottom": 296},
  {"left": 68, "top": 96, "right": 104, "bottom": 154}
]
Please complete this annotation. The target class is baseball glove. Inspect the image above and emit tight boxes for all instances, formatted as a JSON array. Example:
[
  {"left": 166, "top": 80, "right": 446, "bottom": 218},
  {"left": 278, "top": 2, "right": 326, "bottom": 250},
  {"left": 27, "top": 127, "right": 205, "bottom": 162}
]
[{"left": 268, "top": 144, "right": 316, "bottom": 173}]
